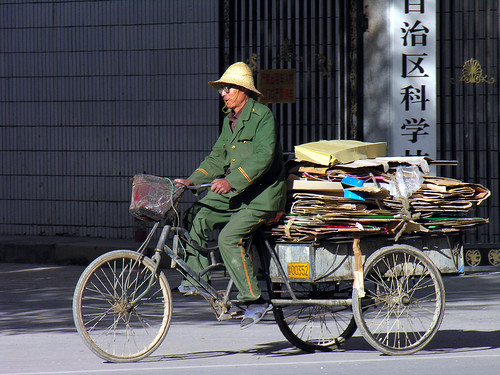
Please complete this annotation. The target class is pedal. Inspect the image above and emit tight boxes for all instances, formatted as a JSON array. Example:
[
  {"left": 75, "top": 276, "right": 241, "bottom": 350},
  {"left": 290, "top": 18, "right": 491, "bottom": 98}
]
[
  {"left": 230, "top": 309, "right": 245, "bottom": 319},
  {"left": 208, "top": 291, "right": 232, "bottom": 321},
  {"left": 217, "top": 312, "right": 234, "bottom": 321}
]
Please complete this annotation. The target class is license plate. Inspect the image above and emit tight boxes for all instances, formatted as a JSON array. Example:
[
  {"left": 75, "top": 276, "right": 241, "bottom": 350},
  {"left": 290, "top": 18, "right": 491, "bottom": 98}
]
[{"left": 287, "top": 262, "right": 310, "bottom": 279}]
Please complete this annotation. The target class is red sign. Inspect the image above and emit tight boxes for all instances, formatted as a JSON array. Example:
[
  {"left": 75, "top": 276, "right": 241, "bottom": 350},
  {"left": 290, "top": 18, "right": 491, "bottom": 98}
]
[{"left": 258, "top": 69, "right": 296, "bottom": 103}]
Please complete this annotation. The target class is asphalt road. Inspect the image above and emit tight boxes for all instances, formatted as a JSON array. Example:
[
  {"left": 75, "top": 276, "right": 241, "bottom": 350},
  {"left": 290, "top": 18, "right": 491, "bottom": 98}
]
[{"left": 0, "top": 263, "right": 499, "bottom": 375}]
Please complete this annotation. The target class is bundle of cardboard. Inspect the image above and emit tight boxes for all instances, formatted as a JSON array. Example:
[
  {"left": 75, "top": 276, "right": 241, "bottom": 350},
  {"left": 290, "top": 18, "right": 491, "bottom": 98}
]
[{"left": 270, "top": 140, "right": 490, "bottom": 242}]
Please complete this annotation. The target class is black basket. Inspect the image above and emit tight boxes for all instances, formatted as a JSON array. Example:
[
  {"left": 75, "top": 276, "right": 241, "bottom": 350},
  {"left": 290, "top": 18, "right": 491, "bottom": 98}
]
[{"left": 129, "top": 174, "right": 186, "bottom": 222}]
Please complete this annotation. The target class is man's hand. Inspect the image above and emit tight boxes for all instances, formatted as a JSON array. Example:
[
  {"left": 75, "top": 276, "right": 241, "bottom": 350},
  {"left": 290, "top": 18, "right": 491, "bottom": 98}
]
[
  {"left": 173, "top": 178, "right": 194, "bottom": 186},
  {"left": 211, "top": 178, "right": 233, "bottom": 195}
]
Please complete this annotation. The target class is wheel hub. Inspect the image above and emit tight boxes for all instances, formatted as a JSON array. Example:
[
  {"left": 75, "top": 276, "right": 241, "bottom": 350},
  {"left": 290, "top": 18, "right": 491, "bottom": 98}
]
[
  {"left": 385, "top": 292, "right": 411, "bottom": 308},
  {"left": 113, "top": 298, "right": 133, "bottom": 314},
  {"left": 401, "top": 294, "right": 411, "bottom": 306}
]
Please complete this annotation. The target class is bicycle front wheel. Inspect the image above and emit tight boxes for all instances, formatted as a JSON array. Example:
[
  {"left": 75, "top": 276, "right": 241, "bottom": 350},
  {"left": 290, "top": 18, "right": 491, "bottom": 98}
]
[{"left": 73, "top": 250, "right": 172, "bottom": 362}]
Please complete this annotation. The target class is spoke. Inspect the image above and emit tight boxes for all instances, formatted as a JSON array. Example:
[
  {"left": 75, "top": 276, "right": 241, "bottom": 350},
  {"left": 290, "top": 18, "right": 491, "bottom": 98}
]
[
  {"left": 75, "top": 252, "right": 171, "bottom": 361},
  {"left": 276, "top": 282, "right": 354, "bottom": 349},
  {"left": 83, "top": 305, "right": 116, "bottom": 332},
  {"left": 91, "top": 271, "right": 118, "bottom": 302},
  {"left": 128, "top": 266, "right": 153, "bottom": 300},
  {"left": 358, "top": 248, "right": 444, "bottom": 353}
]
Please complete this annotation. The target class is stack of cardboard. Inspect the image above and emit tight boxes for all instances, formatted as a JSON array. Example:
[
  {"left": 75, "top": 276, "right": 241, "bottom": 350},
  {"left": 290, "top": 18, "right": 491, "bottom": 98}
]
[{"left": 270, "top": 141, "right": 490, "bottom": 242}]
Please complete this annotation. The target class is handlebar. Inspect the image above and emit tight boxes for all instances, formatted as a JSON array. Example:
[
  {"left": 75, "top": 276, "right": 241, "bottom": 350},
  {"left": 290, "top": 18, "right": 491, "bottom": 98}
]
[{"left": 186, "top": 183, "right": 213, "bottom": 191}]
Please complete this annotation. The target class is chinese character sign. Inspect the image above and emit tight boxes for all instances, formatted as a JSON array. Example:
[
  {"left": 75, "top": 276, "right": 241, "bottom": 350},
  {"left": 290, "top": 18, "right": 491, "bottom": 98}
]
[
  {"left": 390, "top": 0, "right": 436, "bottom": 160},
  {"left": 258, "top": 69, "right": 296, "bottom": 104}
]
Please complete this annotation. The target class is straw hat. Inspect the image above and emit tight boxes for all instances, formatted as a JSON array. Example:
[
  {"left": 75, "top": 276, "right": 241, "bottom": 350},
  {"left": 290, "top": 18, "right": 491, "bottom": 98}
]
[{"left": 209, "top": 62, "right": 262, "bottom": 97}]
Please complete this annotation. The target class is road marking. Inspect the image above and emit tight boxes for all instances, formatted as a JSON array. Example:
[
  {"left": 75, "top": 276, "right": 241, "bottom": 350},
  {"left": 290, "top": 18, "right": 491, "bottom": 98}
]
[
  {"left": 3, "top": 352, "right": 500, "bottom": 375},
  {"left": 1, "top": 266, "right": 64, "bottom": 274}
]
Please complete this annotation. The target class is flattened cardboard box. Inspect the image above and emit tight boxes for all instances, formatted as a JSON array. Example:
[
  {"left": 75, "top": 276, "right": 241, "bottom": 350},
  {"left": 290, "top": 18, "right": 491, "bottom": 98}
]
[{"left": 287, "top": 176, "right": 343, "bottom": 192}]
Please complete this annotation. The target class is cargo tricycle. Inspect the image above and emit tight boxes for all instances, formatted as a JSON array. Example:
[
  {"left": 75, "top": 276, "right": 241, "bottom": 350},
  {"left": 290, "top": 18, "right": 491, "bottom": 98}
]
[{"left": 72, "top": 178, "right": 463, "bottom": 362}]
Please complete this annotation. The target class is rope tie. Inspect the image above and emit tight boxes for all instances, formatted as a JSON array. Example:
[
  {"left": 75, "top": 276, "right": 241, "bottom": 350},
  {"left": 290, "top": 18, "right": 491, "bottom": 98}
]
[
  {"left": 284, "top": 216, "right": 295, "bottom": 239},
  {"left": 393, "top": 196, "right": 427, "bottom": 241}
]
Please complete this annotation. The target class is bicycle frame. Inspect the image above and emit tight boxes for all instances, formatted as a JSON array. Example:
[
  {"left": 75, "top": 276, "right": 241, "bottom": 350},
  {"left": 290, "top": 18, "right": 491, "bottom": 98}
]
[
  {"left": 129, "top": 214, "right": 304, "bottom": 313},
  {"left": 129, "top": 180, "right": 355, "bottom": 316}
]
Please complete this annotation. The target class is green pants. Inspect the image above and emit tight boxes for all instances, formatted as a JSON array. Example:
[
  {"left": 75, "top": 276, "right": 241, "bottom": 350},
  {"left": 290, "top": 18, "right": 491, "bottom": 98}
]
[{"left": 181, "top": 196, "right": 273, "bottom": 302}]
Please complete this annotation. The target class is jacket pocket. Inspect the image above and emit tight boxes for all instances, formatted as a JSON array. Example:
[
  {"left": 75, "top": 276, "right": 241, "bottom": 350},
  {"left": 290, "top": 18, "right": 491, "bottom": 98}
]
[{"left": 236, "top": 136, "right": 254, "bottom": 159}]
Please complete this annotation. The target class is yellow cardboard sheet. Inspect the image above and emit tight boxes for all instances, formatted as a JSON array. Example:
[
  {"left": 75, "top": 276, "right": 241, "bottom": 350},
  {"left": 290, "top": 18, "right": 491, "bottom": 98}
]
[{"left": 294, "top": 140, "right": 387, "bottom": 166}]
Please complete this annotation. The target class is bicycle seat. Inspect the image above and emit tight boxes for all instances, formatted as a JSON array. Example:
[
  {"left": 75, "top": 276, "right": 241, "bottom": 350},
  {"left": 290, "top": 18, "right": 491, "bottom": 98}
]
[{"left": 265, "top": 211, "right": 284, "bottom": 226}]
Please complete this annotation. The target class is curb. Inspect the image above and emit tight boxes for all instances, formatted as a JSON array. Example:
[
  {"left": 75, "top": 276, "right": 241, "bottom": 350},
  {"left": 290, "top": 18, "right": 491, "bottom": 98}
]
[{"left": 0, "top": 235, "right": 140, "bottom": 266}]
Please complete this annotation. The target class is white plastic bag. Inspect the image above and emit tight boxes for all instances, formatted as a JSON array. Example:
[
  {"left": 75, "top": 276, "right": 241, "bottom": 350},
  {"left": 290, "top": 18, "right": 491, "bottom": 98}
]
[{"left": 390, "top": 165, "right": 424, "bottom": 200}]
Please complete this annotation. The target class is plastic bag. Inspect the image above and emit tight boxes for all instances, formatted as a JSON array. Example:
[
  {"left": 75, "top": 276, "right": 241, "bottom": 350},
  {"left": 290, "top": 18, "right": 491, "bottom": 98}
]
[
  {"left": 389, "top": 165, "right": 424, "bottom": 200},
  {"left": 129, "top": 174, "right": 185, "bottom": 222}
]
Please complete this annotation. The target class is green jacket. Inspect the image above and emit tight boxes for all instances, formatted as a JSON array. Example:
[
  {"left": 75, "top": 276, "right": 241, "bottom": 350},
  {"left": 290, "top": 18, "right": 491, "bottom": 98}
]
[{"left": 188, "top": 98, "right": 287, "bottom": 211}]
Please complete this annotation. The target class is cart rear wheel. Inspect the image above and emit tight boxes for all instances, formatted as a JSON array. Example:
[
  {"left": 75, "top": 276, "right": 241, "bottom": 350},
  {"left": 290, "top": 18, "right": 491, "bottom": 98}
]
[
  {"left": 73, "top": 250, "right": 172, "bottom": 362},
  {"left": 272, "top": 281, "right": 357, "bottom": 352},
  {"left": 352, "top": 245, "right": 445, "bottom": 355}
]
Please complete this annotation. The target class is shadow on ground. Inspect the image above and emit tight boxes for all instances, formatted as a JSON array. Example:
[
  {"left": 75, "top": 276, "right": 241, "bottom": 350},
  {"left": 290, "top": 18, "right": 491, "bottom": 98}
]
[
  {"left": 139, "top": 328, "right": 500, "bottom": 363},
  {"left": 0, "top": 263, "right": 242, "bottom": 334},
  {"left": 1, "top": 263, "right": 499, "bottom": 359}
]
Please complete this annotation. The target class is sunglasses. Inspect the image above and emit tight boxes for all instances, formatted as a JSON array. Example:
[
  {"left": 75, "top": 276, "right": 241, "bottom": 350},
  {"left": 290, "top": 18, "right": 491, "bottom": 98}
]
[{"left": 217, "top": 85, "right": 238, "bottom": 94}]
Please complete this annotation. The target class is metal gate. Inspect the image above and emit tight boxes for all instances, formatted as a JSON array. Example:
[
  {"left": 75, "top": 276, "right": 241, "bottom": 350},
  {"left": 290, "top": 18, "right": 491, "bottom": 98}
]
[
  {"left": 437, "top": 0, "right": 500, "bottom": 254},
  {"left": 222, "top": 0, "right": 500, "bottom": 256},
  {"left": 219, "top": 0, "right": 365, "bottom": 153}
]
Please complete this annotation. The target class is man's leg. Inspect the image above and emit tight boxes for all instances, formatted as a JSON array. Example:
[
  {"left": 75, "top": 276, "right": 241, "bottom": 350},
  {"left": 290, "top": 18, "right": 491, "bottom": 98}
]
[
  {"left": 217, "top": 208, "right": 272, "bottom": 302},
  {"left": 181, "top": 202, "right": 231, "bottom": 287}
]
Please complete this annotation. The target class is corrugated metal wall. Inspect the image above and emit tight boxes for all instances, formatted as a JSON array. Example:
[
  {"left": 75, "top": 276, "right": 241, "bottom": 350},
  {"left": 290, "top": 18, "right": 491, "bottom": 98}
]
[
  {"left": 0, "top": 0, "right": 220, "bottom": 238},
  {"left": 437, "top": 0, "right": 500, "bottom": 247}
]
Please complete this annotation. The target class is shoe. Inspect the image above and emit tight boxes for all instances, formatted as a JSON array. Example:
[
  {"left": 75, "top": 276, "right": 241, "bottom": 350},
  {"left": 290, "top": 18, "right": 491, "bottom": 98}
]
[
  {"left": 177, "top": 285, "right": 211, "bottom": 298},
  {"left": 240, "top": 302, "right": 273, "bottom": 329}
]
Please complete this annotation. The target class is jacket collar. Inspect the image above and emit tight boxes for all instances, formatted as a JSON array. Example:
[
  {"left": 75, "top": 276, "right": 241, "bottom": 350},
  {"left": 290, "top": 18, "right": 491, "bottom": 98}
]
[{"left": 229, "top": 97, "right": 255, "bottom": 141}]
